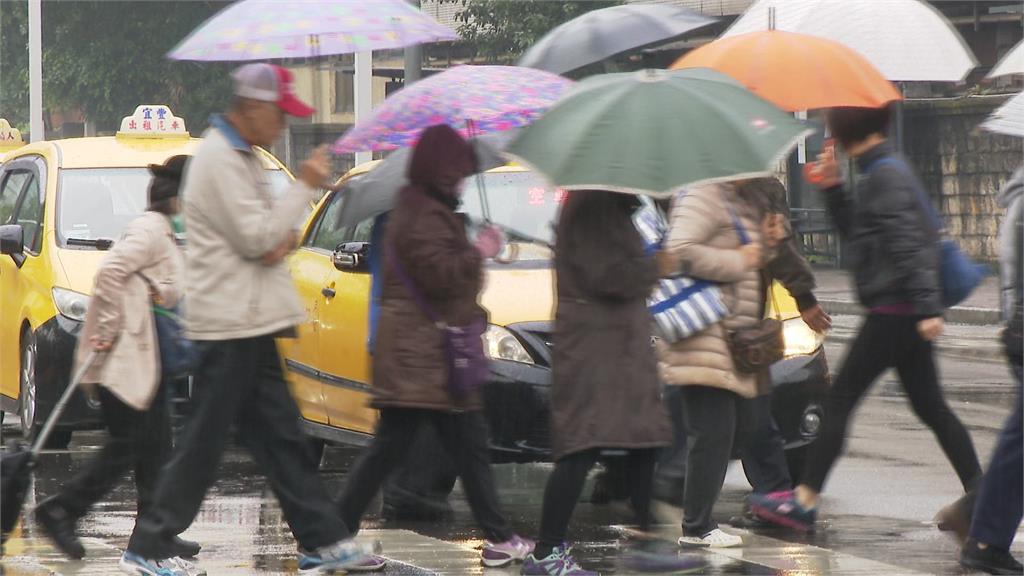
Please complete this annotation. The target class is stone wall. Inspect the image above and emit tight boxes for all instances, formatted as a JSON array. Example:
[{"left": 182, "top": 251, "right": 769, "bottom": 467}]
[{"left": 904, "top": 95, "right": 1023, "bottom": 264}]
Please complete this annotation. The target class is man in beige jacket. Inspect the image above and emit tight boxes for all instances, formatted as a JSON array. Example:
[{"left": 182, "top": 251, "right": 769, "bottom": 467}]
[{"left": 122, "top": 64, "right": 382, "bottom": 576}]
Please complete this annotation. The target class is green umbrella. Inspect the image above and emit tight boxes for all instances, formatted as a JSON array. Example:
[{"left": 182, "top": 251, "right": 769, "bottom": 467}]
[{"left": 506, "top": 68, "right": 813, "bottom": 198}]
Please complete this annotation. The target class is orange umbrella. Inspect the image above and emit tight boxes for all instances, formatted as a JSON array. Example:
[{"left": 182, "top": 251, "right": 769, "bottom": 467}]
[{"left": 671, "top": 30, "right": 901, "bottom": 111}]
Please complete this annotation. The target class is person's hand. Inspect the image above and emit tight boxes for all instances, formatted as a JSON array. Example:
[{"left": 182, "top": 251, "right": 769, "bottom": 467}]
[
  {"left": 474, "top": 225, "right": 505, "bottom": 259},
  {"left": 655, "top": 249, "right": 678, "bottom": 278},
  {"left": 801, "top": 304, "right": 833, "bottom": 333},
  {"left": 740, "top": 244, "right": 763, "bottom": 270},
  {"left": 262, "top": 231, "right": 298, "bottom": 266},
  {"left": 299, "top": 145, "right": 331, "bottom": 190},
  {"left": 808, "top": 150, "right": 842, "bottom": 189},
  {"left": 917, "top": 317, "right": 945, "bottom": 341},
  {"left": 90, "top": 335, "right": 113, "bottom": 352}
]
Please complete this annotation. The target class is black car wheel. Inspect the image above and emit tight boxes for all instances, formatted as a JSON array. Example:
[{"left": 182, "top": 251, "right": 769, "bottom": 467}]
[{"left": 20, "top": 330, "right": 72, "bottom": 449}]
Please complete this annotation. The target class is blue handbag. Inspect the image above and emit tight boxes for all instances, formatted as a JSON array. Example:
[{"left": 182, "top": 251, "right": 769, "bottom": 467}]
[
  {"left": 634, "top": 201, "right": 729, "bottom": 343},
  {"left": 152, "top": 305, "right": 199, "bottom": 380},
  {"left": 865, "top": 157, "right": 987, "bottom": 308}
]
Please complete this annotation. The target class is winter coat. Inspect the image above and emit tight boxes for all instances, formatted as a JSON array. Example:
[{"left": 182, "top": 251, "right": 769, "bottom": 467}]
[
  {"left": 371, "top": 125, "right": 484, "bottom": 412},
  {"left": 182, "top": 115, "right": 314, "bottom": 340},
  {"left": 550, "top": 190, "right": 672, "bottom": 460},
  {"left": 657, "top": 182, "right": 764, "bottom": 399},
  {"left": 998, "top": 167, "right": 1024, "bottom": 365},
  {"left": 823, "top": 142, "right": 942, "bottom": 317},
  {"left": 73, "top": 212, "right": 183, "bottom": 411}
]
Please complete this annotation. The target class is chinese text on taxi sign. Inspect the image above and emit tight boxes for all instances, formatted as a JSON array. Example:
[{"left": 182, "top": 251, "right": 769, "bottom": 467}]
[{"left": 117, "top": 106, "right": 188, "bottom": 137}]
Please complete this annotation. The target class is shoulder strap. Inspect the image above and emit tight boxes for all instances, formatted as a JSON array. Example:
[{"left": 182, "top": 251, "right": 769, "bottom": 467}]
[
  {"left": 383, "top": 242, "right": 443, "bottom": 325},
  {"left": 864, "top": 156, "right": 944, "bottom": 232},
  {"left": 728, "top": 206, "right": 750, "bottom": 246}
]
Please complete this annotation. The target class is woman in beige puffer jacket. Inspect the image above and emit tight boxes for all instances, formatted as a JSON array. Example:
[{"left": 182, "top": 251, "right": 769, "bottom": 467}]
[{"left": 657, "top": 180, "right": 767, "bottom": 549}]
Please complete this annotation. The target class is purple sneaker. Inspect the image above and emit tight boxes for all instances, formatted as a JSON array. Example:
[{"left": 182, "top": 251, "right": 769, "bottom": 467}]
[
  {"left": 748, "top": 490, "right": 817, "bottom": 532},
  {"left": 482, "top": 535, "right": 535, "bottom": 567},
  {"left": 521, "top": 545, "right": 596, "bottom": 576}
]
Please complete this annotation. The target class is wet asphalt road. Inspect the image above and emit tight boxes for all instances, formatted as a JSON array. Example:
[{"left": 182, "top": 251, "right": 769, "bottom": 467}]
[{"left": 2, "top": 335, "right": 1023, "bottom": 575}]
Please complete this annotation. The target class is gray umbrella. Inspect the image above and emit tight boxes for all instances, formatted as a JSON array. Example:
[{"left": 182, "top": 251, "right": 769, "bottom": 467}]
[
  {"left": 518, "top": 4, "right": 717, "bottom": 75},
  {"left": 335, "top": 130, "right": 514, "bottom": 229}
]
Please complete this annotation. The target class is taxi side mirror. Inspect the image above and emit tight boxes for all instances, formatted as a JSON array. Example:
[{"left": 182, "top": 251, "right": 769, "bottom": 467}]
[
  {"left": 333, "top": 242, "right": 371, "bottom": 273},
  {"left": 0, "top": 224, "right": 25, "bottom": 267}
]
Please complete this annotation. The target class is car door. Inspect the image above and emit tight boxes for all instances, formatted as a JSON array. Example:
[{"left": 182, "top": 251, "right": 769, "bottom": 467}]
[
  {"left": 0, "top": 163, "right": 32, "bottom": 402},
  {"left": 281, "top": 191, "right": 349, "bottom": 425},
  {"left": 319, "top": 214, "right": 376, "bottom": 435}
]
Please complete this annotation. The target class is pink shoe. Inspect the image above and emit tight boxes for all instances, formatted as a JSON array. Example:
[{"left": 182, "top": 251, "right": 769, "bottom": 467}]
[{"left": 482, "top": 535, "right": 535, "bottom": 567}]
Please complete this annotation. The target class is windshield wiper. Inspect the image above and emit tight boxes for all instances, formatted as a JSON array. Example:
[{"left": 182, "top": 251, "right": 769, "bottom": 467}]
[
  {"left": 66, "top": 237, "right": 114, "bottom": 250},
  {"left": 501, "top": 227, "right": 552, "bottom": 250}
]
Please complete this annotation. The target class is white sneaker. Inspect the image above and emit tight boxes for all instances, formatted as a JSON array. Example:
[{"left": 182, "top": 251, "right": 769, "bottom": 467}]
[
  {"left": 678, "top": 528, "right": 743, "bottom": 549},
  {"left": 170, "top": 557, "right": 206, "bottom": 576}
]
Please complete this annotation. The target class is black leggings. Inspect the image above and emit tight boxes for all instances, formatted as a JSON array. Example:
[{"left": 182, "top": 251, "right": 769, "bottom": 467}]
[
  {"left": 802, "top": 314, "right": 982, "bottom": 493},
  {"left": 536, "top": 448, "right": 658, "bottom": 557}
]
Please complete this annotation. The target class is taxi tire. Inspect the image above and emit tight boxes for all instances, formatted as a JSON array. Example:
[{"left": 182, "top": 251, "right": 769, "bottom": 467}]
[{"left": 19, "top": 331, "right": 71, "bottom": 450}]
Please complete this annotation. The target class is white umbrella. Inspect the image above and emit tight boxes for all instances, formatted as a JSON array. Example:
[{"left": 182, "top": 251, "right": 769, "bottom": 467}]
[
  {"left": 723, "top": 0, "right": 977, "bottom": 82},
  {"left": 990, "top": 40, "right": 1024, "bottom": 79},
  {"left": 980, "top": 93, "right": 1024, "bottom": 138}
]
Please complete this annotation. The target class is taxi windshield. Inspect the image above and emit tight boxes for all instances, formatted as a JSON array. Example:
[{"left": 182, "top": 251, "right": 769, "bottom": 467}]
[
  {"left": 58, "top": 167, "right": 292, "bottom": 248},
  {"left": 460, "top": 170, "right": 562, "bottom": 252}
]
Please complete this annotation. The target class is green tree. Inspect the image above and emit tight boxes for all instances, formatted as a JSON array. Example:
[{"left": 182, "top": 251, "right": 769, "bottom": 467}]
[
  {"left": 446, "top": 0, "right": 619, "bottom": 64},
  {"left": 0, "top": 1, "right": 235, "bottom": 134}
]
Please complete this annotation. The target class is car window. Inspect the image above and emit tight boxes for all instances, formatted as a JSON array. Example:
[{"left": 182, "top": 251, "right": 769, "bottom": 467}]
[
  {"left": 351, "top": 217, "right": 374, "bottom": 243},
  {"left": 308, "top": 189, "right": 349, "bottom": 251},
  {"left": 14, "top": 175, "right": 43, "bottom": 253},
  {"left": 0, "top": 170, "right": 30, "bottom": 225}
]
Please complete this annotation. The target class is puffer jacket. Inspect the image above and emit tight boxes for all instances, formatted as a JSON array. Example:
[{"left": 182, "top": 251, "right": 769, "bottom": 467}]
[{"left": 657, "top": 182, "right": 764, "bottom": 399}]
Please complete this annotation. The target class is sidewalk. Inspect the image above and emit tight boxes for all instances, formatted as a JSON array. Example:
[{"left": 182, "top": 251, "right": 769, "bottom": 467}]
[{"left": 812, "top": 267, "right": 1002, "bottom": 326}]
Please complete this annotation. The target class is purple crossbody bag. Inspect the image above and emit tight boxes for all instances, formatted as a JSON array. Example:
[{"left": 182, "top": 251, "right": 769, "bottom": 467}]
[{"left": 385, "top": 245, "right": 488, "bottom": 398}]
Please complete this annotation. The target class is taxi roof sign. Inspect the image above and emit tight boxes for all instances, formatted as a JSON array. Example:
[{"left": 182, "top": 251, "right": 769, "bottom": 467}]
[
  {"left": 0, "top": 119, "right": 25, "bottom": 151},
  {"left": 117, "top": 105, "right": 188, "bottom": 139}
]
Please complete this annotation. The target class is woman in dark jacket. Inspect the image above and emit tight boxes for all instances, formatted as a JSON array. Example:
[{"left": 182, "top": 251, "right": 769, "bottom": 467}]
[
  {"left": 521, "top": 190, "right": 690, "bottom": 575},
  {"left": 334, "top": 124, "right": 532, "bottom": 569},
  {"left": 750, "top": 105, "right": 982, "bottom": 531}
]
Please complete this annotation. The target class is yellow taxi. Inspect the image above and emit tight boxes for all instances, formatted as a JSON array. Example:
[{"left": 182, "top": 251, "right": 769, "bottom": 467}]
[
  {"left": 0, "top": 106, "right": 293, "bottom": 446},
  {"left": 285, "top": 162, "right": 829, "bottom": 473}
]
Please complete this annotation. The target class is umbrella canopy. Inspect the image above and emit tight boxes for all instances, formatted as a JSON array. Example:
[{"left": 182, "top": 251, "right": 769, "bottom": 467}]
[
  {"left": 722, "top": 0, "right": 977, "bottom": 83},
  {"left": 332, "top": 65, "right": 572, "bottom": 154},
  {"left": 990, "top": 40, "right": 1024, "bottom": 79},
  {"left": 505, "top": 68, "right": 812, "bottom": 198},
  {"left": 168, "top": 0, "right": 458, "bottom": 61},
  {"left": 671, "top": 30, "right": 902, "bottom": 111},
  {"left": 517, "top": 4, "right": 717, "bottom": 74},
  {"left": 980, "top": 93, "right": 1024, "bottom": 139},
  {"left": 335, "top": 131, "right": 514, "bottom": 229}
]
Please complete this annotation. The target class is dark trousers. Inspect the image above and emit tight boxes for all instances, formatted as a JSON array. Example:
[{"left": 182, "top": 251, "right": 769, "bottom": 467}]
[
  {"left": 681, "top": 385, "right": 752, "bottom": 536},
  {"left": 536, "top": 448, "right": 657, "bottom": 554},
  {"left": 127, "top": 337, "right": 347, "bottom": 557},
  {"left": 970, "top": 366, "right": 1023, "bottom": 551},
  {"left": 55, "top": 386, "right": 171, "bottom": 520},
  {"left": 337, "top": 408, "right": 513, "bottom": 543},
  {"left": 741, "top": 394, "right": 792, "bottom": 494},
  {"left": 802, "top": 315, "right": 982, "bottom": 493}
]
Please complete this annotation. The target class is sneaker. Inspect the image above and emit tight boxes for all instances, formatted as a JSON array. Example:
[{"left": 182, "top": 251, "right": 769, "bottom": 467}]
[
  {"left": 620, "top": 541, "right": 706, "bottom": 573},
  {"left": 960, "top": 539, "right": 1024, "bottom": 575},
  {"left": 168, "top": 557, "right": 206, "bottom": 576},
  {"left": 482, "top": 535, "right": 535, "bottom": 567},
  {"left": 34, "top": 497, "right": 85, "bottom": 560},
  {"left": 678, "top": 528, "right": 742, "bottom": 549},
  {"left": 521, "top": 545, "right": 597, "bottom": 576},
  {"left": 168, "top": 536, "right": 202, "bottom": 558},
  {"left": 118, "top": 552, "right": 187, "bottom": 576},
  {"left": 297, "top": 539, "right": 385, "bottom": 574},
  {"left": 748, "top": 490, "right": 817, "bottom": 532}
]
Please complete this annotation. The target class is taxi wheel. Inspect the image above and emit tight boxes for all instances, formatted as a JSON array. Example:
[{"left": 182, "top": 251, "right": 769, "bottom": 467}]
[{"left": 19, "top": 331, "right": 71, "bottom": 449}]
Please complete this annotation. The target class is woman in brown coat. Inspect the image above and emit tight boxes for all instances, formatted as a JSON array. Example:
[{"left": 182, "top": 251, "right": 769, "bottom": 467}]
[
  {"left": 335, "top": 124, "right": 533, "bottom": 569},
  {"left": 657, "top": 181, "right": 766, "bottom": 549},
  {"left": 522, "top": 190, "right": 684, "bottom": 575}
]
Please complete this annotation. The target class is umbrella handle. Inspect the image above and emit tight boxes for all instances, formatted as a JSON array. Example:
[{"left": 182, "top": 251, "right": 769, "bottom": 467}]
[{"left": 466, "top": 119, "right": 491, "bottom": 222}]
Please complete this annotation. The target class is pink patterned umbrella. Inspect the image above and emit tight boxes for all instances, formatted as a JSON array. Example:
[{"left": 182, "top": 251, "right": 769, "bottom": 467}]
[
  {"left": 168, "top": 0, "right": 458, "bottom": 61},
  {"left": 333, "top": 65, "right": 573, "bottom": 153}
]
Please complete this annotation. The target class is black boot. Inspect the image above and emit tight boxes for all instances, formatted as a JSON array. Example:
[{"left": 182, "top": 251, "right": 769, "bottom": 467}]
[
  {"left": 169, "top": 535, "right": 202, "bottom": 558},
  {"left": 34, "top": 497, "right": 85, "bottom": 560},
  {"left": 961, "top": 539, "right": 1024, "bottom": 575}
]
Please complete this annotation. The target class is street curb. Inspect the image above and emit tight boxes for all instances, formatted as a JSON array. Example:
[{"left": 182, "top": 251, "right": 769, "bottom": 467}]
[{"left": 820, "top": 299, "right": 1001, "bottom": 326}]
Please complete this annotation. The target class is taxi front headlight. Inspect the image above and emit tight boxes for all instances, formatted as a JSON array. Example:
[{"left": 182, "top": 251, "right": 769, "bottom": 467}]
[
  {"left": 52, "top": 287, "right": 91, "bottom": 322},
  {"left": 483, "top": 325, "right": 534, "bottom": 364},
  {"left": 782, "top": 317, "right": 825, "bottom": 358}
]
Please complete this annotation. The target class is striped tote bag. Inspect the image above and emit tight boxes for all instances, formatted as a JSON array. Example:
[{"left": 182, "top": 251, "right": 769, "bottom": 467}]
[{"left": 634, "top": 200, "right": 729, "bottom": 343}]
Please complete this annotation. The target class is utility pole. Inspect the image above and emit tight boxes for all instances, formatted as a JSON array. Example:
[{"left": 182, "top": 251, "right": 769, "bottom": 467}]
[
  {"left": 29, "top": 0, "right": 43, "bottom": 142},
  {"left": 354, "top": 51, "right": 373, "bottom": 165},
  {"left": 404, "top": 0, "right": 423, "bottom": 86}
]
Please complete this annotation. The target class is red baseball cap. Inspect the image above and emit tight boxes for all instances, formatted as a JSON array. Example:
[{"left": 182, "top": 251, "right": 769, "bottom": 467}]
[{"left": 231, "top": 63, "right": 314, "bottom": 118}]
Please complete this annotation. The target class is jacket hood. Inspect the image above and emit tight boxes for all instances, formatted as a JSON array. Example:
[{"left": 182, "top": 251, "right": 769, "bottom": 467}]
[
  {"left": 407, "top": 124, "right": 477, "bottom": 200},
  {"left": 998, "top": 166, "right": 1024, "bottom": 209}
]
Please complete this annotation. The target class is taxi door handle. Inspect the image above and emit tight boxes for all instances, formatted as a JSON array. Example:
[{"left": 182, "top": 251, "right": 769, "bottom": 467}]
[{"left": 322, "top": 287, "right": 336, "bottom": 298}]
